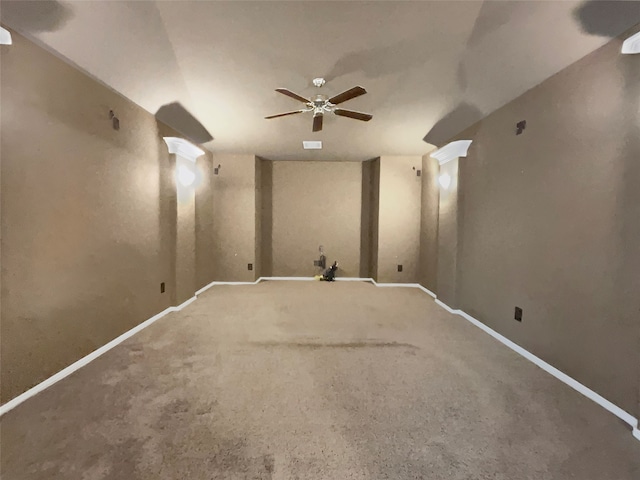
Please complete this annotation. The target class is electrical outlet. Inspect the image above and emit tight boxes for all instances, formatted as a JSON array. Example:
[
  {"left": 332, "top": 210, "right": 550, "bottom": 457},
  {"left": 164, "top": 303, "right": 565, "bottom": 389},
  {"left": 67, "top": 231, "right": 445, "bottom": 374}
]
[
  {"left": 514, "top": 307, "right": 523, "bottom": 322},
  {"left": 397, "top": 265, "right": 403, "bottom": 272},
  {"left": 248, "top": 263, "right": 253, "bottom": 271},
  {"left": 160, "top": 282, "right": 165, "bottom": 293}
]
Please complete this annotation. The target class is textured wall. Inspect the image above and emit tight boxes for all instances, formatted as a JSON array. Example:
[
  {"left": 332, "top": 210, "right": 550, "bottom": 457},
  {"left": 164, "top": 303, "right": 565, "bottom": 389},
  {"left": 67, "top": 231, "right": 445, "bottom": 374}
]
[
  {"left": 254, "top": 157, "right": 262, "bottom": 280},
  {"left": 0, "top": 30, "right": 192, "bottom": 402},
  {"left": 435, "top": 158, "right": 460, "bottom": 308},
  {"left": 377, "top": 156, "right": 423, "bottom": 283},
  {"left": 211, "top": 154, "right": 256, "bottom": 282},
  {"left": 450, "top": 31, "right": 640, "bottom": 418},
  {"left": 257, "top": 158, "right": 273, "bottom": 278},
  {"left": 359, "top": 160, "right": 378, "bottom": 278},
  {"left": 195, "top": 154, "right": 215, "bottom": 290},
  {"left": 368, "top": 158, "right": 381, "bottom": 280},
  {"left": 271, "top": 161, "right": 362, "bottom": 277},
  {"left": 418, "top": 154, "right": 439, "bottom": 293},
  {"left": 175, "top": 155, "right": 196, "bottom": 304}
]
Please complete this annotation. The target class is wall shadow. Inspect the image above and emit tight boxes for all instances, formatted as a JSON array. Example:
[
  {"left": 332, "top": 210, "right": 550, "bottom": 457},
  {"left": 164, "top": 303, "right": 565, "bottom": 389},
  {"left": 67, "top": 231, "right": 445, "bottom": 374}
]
[
  {"left": 325, "top": 35, "right": 441, "bottom": 82},
  {"left": 0, "top": 0, "right": 74, "bottom": 33},
  {"left": 573, "top": 1, "right": 640, "bottom": 37},
  {"left": 155, "top": 103, "right": 213, "bottom": 145},
  {"left": 422, "top": 102, "right": 483, "bottom": 147}
]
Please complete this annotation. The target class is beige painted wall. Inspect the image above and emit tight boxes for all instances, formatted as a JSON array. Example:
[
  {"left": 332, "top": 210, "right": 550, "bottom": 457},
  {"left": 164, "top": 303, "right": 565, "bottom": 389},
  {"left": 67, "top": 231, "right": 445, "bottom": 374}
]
[
  {"left": 377, "top": 156, "right": 423, "bottom": 283},
  {"left": 0, "top": 30, "right": 205, "bottom": 402},
  {"left": 211, "top": 154, "right": 256, "bottom": 282},
  {"left": 418, "top": 154, "right": 439, "bottom": 293},
  {"left": 435, "top": 158, "right": 461, "bottom": 308},
  {"left": 368, "top": 158, "right": 381, "bottom": 280},
  {"left": 175, "top": 155, "right": 196, "bottom": 304},
  {"left": 271, "top": 161, "right": 362, "bottom": 277},
  {"left": 257, "top": 158, "right": 273, "bottom": 278},
  {"left": 359, "top": 161, "right": 372, "bottom": 278},
  {"left": 448, "top": 30, "right": 640, "bottom": 418},
  {"left": 254, "top": 157, "right": 263, "bottom": 280},
  {"left": 195, "top": 154, "right": 215, "bottom": 290}
]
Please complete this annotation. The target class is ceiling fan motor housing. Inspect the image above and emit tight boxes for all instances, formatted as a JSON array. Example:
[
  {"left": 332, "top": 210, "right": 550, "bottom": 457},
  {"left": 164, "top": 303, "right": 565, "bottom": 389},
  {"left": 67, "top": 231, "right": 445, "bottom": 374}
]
[{"left": 312, "top": 95, "right": 332, "bottom": 115}]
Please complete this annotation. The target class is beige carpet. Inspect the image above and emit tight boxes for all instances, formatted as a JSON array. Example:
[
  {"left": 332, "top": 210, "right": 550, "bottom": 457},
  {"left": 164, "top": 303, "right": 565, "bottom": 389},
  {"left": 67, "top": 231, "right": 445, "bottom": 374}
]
[{"left": 1, "top": 281, "right": 638, "bottom": 479}]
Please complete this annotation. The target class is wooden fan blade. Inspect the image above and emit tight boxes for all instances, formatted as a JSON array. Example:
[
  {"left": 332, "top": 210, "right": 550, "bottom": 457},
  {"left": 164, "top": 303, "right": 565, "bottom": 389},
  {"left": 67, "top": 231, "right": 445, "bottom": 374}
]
[
  {"left": 328, "top": 86, "right": 367, "bottom": 105},
  {"left": 312, "top": 114, "right": 323, "bottom": 132},
  {"left": 275, "top": 88, "right": 311, "bottom": 104},
  {"left": 333, "top": 109, "right": 373, "bottom": 121},
  {"left": 265, "top": 110, "right": 305, "bottom": 119}
]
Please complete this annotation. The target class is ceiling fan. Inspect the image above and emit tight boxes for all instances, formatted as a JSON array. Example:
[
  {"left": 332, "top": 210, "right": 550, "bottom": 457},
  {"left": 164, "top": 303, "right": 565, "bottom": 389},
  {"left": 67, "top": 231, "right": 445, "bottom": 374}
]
[{"left": 265, "top": 77, "right": 372, "bottom": 132}]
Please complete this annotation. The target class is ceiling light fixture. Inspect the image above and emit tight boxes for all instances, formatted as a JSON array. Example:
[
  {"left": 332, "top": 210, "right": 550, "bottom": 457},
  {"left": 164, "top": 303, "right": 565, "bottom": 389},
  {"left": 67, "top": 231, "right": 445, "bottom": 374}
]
[
  {"left": 621, "top": 31, "right": 640, "bottom": 54},
  {"left": 0, "top": 27, "right": 12, "bottom": 45},
  {"left": 303, "top": 141, "right": 322, "bottom": 150},
  {"left": 162, "top": 137, "right": 205, "bottom": 162},
  {"left": 439, "top": 173, "right": 451, "bottom": 189},
  {"left": 163, "top": 137, "right": 204, "bottom": 189},
  {"left": 430, "top": 140, "right": 473, "bottom": 165},
  {"left": 177, "top": 165, "right": 196, "bottom": 187}
]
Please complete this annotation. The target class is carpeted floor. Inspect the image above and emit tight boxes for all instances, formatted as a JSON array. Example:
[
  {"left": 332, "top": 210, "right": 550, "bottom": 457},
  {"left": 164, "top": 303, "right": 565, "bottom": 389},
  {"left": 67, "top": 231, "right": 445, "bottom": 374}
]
[{"left": 1, "top": 281, "right": 638, "bottom": 479}]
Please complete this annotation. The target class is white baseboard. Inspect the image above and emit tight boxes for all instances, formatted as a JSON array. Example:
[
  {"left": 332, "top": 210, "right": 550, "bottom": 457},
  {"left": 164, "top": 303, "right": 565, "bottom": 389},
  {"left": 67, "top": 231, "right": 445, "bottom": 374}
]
[
  {"left": 416, "top": 284, "right": 437, "bottom": 298},
  {"left": 174, "top": 296, "right": 197, "bottom": 310},
  {"left": 435, "top": 298, "right": 457, "bottom": 313},
  {"left": 374, "top": 282, "right": 421, "bottom": 288},
  {"left": 195, "top": 279, "right": 262, "bottom": 295},
  {"left": 258, "top": 276, "right": 373, "bottom": 282},
  {"left": 261, "top": 276, "right": 315, "bottom": 282},
  {"left": 433, "top": 299, "right": 639, "bottom": 436},
  {"left": 3, "top": 277, "right": 638, "bottom": 443}
]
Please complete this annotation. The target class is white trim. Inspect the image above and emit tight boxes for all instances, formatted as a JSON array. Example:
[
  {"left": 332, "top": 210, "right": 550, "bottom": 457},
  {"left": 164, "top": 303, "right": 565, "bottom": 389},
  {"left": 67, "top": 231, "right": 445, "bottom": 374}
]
[
  {"left": 174, "top": 296, "right": 197, "bottom": 311},
  {"left": 162, "top": 137, "right": 204, "bottom": 163},
  {"left": 435, "top": 298, "right": 458, "bottom": 313},
  {"left": 430, "top": 140, "right": 472, "bottom": 165},
  {"left": 374, "top": 282, "right": 421, "bottom": 288},
  {"left": 195, "top": 279, "right": 263, "bottom": 295},
  {"left": 336, "top": 277, "right": 374, "bottom": 282},
  {"left": 432, "top": 299, "right": 639, "bottom": 435},
  {"left": 622, "top": 31, "right": 640, "bottom": 54},
  {"left": 0, "top": 26, "right": 12, "bottom": 45},
  {"left": 416, "top": 284, "right": 437, "bottom": 298},
  {"left": 261, "top": 276, "right": 315, "bottom": 281},
  {"left": 634, "top": 428, "right": 640, "bottom": 441}
]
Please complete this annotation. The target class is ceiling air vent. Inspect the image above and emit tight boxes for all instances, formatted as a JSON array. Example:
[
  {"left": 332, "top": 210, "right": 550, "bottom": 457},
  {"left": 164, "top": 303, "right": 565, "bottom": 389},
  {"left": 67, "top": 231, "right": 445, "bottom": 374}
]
[{"left": 303, "top": 141, "right": 322, "bottom": 150}]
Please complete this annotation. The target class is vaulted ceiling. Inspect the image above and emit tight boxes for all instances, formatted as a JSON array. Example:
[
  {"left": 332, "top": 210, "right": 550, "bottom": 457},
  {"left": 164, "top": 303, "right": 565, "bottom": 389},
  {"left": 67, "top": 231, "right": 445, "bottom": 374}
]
[{"left": 2, "top": 1, "right": 639, "bottom": 161}]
